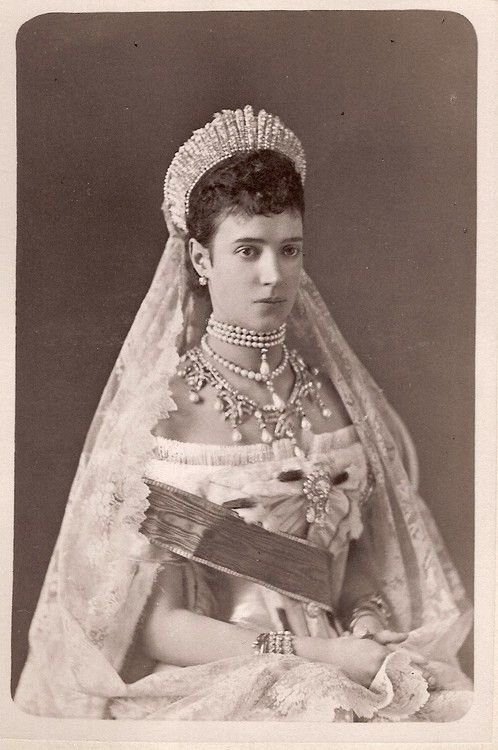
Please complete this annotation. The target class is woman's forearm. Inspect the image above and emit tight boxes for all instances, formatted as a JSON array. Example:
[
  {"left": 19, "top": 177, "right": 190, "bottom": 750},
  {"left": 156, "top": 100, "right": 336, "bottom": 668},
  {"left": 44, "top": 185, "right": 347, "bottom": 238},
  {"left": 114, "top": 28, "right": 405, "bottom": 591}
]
[
  {"left": 339, "top": 535, "right": 379, "bottom": 618},
  {"left": 142, "top": 606, "right": 325, "bottom": 667},
  {"left": 142, "top": 603, "right": 399, "bottom": 690},
  {"left": 142, "top": 564, "right": 329, "bottom": 667},
  {"left": 143, "top": 608, "right": 258, "bottom": 665}
]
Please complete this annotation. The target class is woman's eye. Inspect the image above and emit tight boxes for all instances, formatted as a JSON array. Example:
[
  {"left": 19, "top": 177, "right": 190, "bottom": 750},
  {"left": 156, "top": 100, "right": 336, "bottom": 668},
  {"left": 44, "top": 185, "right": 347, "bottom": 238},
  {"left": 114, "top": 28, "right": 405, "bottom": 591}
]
[
  {"left": 237, "top": 246, "right": 257, "bottom": 258},
  {"left": 282, "top": 245, "right": 301, "bottom": 257}
]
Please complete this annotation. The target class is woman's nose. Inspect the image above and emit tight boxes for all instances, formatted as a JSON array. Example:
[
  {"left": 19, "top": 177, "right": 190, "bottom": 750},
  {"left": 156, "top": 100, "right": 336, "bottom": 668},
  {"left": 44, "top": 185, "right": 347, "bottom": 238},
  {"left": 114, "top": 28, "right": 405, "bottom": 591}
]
[{"left": 258, "top": 250, "right": 282, "bottom": 285}]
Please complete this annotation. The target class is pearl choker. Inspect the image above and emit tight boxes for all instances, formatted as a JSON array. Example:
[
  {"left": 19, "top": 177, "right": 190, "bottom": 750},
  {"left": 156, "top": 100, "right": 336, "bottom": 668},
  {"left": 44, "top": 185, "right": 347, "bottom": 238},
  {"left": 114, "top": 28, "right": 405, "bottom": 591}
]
[{"left": 206, "top": 315, "right": 286, "bottom": 378}]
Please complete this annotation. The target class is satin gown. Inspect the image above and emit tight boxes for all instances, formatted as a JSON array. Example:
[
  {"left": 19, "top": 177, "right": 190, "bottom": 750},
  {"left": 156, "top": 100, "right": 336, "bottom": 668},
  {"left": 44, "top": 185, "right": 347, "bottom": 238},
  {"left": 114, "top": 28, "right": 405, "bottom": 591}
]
[
  {"left": 146, "top": 425, "right": 367, "bottom": 639},
  {"left": 107, "top": 425, "right": 472, "bottom": 721}
]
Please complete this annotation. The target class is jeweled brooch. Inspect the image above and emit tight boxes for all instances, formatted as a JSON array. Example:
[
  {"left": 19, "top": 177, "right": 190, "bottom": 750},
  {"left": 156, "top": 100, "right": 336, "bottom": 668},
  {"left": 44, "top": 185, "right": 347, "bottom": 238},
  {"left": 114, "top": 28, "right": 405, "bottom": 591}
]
[{"left": 302, "top": 468, "right": 334, "bottom": 525}]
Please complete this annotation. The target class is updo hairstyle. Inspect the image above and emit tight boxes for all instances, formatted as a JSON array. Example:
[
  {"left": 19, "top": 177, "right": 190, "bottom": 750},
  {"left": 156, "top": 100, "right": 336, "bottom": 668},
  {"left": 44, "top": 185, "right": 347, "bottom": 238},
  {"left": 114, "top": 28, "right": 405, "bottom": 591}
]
[{"left": 185, "top": 149, "right": 304, "bottom": 290}]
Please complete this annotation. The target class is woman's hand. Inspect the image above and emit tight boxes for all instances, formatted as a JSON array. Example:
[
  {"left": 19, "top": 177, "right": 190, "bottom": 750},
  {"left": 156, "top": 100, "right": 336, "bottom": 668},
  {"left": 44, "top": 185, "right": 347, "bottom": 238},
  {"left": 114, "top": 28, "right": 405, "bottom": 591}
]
[
  {"left": 350, "top": 614, "right": 408, "bottom": 646},
  {"left": 295, "top": 635, "right": 390, "bottom": 687},
  {"left": 296, "top": 623, "right": 433, "bottom": 690},
  {"left": 347, "top": 616, "right": 437, "bottom": 690},
  {"left": 323, "top": 636, "right": 390, "bottom": 687}
]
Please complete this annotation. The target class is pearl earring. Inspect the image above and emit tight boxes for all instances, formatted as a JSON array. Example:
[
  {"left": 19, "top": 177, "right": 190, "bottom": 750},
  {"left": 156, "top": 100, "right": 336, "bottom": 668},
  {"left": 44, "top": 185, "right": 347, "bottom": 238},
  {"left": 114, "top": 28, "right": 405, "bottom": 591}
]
[{"left": 198, "top": 274, "right": 208, "bottom": 286}]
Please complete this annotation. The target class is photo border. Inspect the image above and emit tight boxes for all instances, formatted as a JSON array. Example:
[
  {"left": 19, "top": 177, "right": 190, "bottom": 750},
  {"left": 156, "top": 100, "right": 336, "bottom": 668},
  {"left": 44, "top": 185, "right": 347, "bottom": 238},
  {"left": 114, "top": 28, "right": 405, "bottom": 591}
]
[{"left": 1, "top": 0, "right": 496, "bottom": 746}]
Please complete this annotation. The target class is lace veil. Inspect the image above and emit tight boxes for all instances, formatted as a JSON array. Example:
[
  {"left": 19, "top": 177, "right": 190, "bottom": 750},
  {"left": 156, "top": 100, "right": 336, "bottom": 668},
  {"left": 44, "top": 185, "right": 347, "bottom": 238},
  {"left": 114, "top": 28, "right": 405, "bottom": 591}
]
[{"left": 14, "top": 109, "right": 472, "bottom": 718}]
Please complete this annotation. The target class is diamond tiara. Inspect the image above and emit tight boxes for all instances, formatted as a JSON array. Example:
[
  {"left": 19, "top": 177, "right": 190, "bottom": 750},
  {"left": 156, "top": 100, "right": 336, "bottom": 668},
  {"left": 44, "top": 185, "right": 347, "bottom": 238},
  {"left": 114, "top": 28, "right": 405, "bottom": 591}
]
[{"left": 163, "top": 105, "right": 306, "bottom": 233}]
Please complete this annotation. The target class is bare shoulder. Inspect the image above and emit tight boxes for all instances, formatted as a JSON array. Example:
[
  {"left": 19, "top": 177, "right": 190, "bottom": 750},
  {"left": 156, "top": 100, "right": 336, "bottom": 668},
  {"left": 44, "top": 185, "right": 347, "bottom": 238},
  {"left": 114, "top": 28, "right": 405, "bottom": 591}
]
[
  {"left": 152, "top": 372, "right": 197, "bottom": 441},
  {"left": 167, "top": 372, "right": 197, "bottom": 415},
  {"left": 151, "top": 365, "right": 234, "bottom": 444}
]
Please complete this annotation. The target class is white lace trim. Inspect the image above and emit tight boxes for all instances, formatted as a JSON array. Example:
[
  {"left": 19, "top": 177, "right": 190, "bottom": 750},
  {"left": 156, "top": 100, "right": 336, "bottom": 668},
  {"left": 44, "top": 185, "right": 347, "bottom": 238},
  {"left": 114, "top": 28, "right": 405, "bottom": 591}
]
[{"left": 154, "top": 424, "right": 359, "bottom": 465}]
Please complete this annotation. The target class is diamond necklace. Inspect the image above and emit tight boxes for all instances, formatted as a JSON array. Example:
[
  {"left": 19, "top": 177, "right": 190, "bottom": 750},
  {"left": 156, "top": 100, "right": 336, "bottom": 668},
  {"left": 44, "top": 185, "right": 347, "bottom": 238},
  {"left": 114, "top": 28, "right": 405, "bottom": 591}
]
[{"left": 178, "top": 346, "right": 332, "bottom": 457}]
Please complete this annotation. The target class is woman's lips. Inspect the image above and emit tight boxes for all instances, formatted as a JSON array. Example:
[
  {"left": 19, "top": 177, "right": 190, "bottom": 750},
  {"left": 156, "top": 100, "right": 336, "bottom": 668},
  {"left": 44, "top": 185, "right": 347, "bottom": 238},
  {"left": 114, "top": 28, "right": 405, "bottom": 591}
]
[{"left": 255, "top": 298, "right": 286, "bottom": 304}]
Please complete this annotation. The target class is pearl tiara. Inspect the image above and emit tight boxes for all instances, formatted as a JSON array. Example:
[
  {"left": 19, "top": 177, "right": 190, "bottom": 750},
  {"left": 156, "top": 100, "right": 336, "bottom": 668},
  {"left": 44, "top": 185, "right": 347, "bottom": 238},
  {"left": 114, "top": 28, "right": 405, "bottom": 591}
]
[{"left": 163, "top": 105, "right": 307, "bottom": 233}]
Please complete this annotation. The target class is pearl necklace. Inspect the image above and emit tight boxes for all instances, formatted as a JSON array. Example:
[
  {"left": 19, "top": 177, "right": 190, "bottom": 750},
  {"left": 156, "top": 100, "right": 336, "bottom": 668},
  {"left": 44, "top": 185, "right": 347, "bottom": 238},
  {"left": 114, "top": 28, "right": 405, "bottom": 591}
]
[
  {"left": 178, "top": 346, "right": 333, "bottom": 456},
  {"left": 206, "top": 315, "right": 286, "bottom": 378},
  {"left": 201, "top": 335, "right": 289, "bottom": 410}
]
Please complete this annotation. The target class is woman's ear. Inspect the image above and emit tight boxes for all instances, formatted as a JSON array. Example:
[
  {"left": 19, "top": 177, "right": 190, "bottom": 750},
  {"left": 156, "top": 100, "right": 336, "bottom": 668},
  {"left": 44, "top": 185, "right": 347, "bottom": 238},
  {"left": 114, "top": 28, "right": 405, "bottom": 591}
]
[{"left": 189, "top": 238, "right": 213, "bottom": 281}]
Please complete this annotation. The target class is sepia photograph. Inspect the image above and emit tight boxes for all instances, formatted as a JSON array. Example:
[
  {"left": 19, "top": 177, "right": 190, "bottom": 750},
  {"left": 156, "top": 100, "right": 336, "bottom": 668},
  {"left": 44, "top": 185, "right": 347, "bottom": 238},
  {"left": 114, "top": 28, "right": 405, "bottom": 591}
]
[{"left": 3, "top": 1, "right": 495, "bottom": 742}]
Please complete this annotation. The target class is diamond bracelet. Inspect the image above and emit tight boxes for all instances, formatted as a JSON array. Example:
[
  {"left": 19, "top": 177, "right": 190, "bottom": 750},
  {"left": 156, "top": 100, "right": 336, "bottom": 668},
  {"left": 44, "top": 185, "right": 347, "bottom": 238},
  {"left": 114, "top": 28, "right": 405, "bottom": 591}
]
[{"left": 252, "top": 630, "right": 296, "bottom": 655}]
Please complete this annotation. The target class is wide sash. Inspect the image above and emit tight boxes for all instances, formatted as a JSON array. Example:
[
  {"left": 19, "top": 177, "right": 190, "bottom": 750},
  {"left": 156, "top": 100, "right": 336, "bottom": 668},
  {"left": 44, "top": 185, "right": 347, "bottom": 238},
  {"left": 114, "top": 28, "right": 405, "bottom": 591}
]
[{"left": 141, "top": 479, "right": 335, "bottom": 612}]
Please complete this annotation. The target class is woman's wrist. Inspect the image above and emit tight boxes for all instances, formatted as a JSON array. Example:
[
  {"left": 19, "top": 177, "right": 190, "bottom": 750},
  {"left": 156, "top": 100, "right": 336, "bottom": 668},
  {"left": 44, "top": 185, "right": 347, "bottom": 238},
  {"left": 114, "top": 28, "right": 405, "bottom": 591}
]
[
  {"left": 249, "top": 632, "right": 332, "bottom": 662},
  {"left": 252, "top": 630, "right": 295, "bottom": 655},
  {"left": 293, "top": 635, "right": 333, "bottom": 662},
  {"left": 343, "top": 593, "right": 391, "bottom": 632},
  {"left": 349, "top": 612, "right": 384, "bottom": 635}
]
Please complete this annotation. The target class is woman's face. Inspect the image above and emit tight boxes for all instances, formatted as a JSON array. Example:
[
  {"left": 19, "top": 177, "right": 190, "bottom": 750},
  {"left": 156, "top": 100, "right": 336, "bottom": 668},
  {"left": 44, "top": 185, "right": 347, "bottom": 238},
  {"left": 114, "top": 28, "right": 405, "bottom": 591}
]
[{"left": 191, "top": 209, "right": 304, "bottom": 331}]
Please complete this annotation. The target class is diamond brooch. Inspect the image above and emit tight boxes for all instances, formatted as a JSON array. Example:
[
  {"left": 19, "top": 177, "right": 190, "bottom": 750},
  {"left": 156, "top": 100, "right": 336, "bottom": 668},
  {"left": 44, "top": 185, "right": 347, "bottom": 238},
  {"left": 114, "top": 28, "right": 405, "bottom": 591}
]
[{"left": 302, "top": 468, "right": 334, "bottom": 526}]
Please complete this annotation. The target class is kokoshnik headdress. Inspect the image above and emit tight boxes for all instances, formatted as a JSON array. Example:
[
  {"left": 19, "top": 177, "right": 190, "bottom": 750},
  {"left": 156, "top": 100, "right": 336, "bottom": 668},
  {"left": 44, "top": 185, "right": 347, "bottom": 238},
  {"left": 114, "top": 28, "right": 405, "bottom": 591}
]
[
  {"left": 15, "top": 106, "right": 472, "bottom": 718},
  {"left": 164, "top": 105, "right": 306, "bottom": 232}
]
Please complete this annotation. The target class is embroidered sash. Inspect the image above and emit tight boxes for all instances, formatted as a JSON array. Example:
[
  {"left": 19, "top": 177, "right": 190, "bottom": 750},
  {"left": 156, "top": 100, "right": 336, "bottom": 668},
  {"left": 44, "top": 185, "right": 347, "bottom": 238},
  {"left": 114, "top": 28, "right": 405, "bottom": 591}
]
[{"left": 141, "top": 479, "right": 335, "bottom": 611}]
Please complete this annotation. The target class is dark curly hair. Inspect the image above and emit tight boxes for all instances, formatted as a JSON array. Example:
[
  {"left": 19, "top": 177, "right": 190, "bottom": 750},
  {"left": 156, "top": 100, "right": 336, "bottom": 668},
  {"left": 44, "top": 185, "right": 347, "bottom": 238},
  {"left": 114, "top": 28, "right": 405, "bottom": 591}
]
[
  {"left": 185, "top": 149, "right": 304, "bottom": 292},
  {"left": 186, "top": 149, "right": 304, "bottom": 249}
]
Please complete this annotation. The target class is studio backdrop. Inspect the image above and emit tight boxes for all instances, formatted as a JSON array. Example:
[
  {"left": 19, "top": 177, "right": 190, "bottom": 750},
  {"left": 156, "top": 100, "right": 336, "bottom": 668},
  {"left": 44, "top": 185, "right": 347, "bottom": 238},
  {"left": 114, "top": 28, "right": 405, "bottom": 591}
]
[{"left": 14, "top": 10, "right": 476, "bottom": 691}]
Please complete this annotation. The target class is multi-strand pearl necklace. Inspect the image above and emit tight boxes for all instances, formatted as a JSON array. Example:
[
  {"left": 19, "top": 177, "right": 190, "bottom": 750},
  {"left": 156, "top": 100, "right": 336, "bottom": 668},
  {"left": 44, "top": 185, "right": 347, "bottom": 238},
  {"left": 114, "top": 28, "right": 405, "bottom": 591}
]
[
  {"left": 178, "top": 317, "right": 333, "bottom": 457},
  {"left": 206, "top": 314, "right": 286, "bottom": 380},
  {"left": 200, "top": 334, "right": 289, "bottom": 410}
]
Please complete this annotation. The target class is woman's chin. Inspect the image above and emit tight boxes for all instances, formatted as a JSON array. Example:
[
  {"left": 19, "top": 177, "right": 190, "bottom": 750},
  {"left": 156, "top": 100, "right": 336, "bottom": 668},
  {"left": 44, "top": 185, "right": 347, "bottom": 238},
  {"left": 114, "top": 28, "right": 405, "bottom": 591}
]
[
  {"left": 250, "top": 303, "right": 291, "bottom": 329},
  {"left": 212, "top": 303, "right": 292, "bottom": 331}
]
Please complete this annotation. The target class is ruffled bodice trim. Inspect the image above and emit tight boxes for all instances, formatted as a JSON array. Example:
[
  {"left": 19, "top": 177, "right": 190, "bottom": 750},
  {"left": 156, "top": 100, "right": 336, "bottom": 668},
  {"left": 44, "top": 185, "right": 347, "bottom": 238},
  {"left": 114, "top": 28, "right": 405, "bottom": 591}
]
[{"left": 153, "top": 424, "right": 359, "bottom": 465}]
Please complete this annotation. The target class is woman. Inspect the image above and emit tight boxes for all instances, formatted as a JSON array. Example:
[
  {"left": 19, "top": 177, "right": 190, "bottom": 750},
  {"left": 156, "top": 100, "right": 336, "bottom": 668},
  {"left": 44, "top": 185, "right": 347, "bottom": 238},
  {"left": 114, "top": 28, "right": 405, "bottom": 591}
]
[{"left": 15, "top": 106, "right": 472, "bottom": 721}]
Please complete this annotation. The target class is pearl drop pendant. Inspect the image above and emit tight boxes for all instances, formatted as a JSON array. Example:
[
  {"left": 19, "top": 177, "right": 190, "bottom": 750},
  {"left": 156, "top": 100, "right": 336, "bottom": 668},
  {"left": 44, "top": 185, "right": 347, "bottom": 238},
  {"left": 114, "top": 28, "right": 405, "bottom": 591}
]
[
  {"left": 260, "top": 359, "right": 271, "bottom": 377},
  {"left": 232, "top": 427, "right": 243, "bottom": 443},
  {"left": 189, "top": 391, "right": 201, "bottom": 403},
  {"left": 306, "top": 506, "right": 316, "bottom": 523},
  {"left": 260, "top": 428, "right": 273, "bottom": 444},
  {"left": 301, "top": 416, "right": 312, "bottom": 431},
  {"left": 272, "top": 392, "right": 286, "bottom": 410}
]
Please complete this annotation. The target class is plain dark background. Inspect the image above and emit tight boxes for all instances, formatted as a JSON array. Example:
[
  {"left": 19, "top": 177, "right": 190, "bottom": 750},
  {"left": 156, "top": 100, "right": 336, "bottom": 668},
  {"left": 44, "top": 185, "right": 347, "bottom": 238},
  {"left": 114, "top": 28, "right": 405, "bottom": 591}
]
[{"left": 14, "top": 10, "right": 476, "bottom": 691}]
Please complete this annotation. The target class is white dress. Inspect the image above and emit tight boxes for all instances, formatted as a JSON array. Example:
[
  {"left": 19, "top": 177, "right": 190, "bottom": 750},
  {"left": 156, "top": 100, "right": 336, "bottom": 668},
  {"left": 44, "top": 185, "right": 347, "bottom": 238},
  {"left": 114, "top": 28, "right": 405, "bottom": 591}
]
[
  {"left": 108, "top": 425, "right": 473, "bottom": 722},
  {"left": 146, "top": 425, "right": 367, "bottom": 639}
]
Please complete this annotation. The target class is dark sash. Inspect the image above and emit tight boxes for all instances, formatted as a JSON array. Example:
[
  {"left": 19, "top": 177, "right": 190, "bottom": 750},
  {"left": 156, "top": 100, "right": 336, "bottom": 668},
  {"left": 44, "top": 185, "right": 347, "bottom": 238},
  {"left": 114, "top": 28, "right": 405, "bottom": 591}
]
[{"left": 141, "top": 479, "right": 334, "bottom": 612}]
